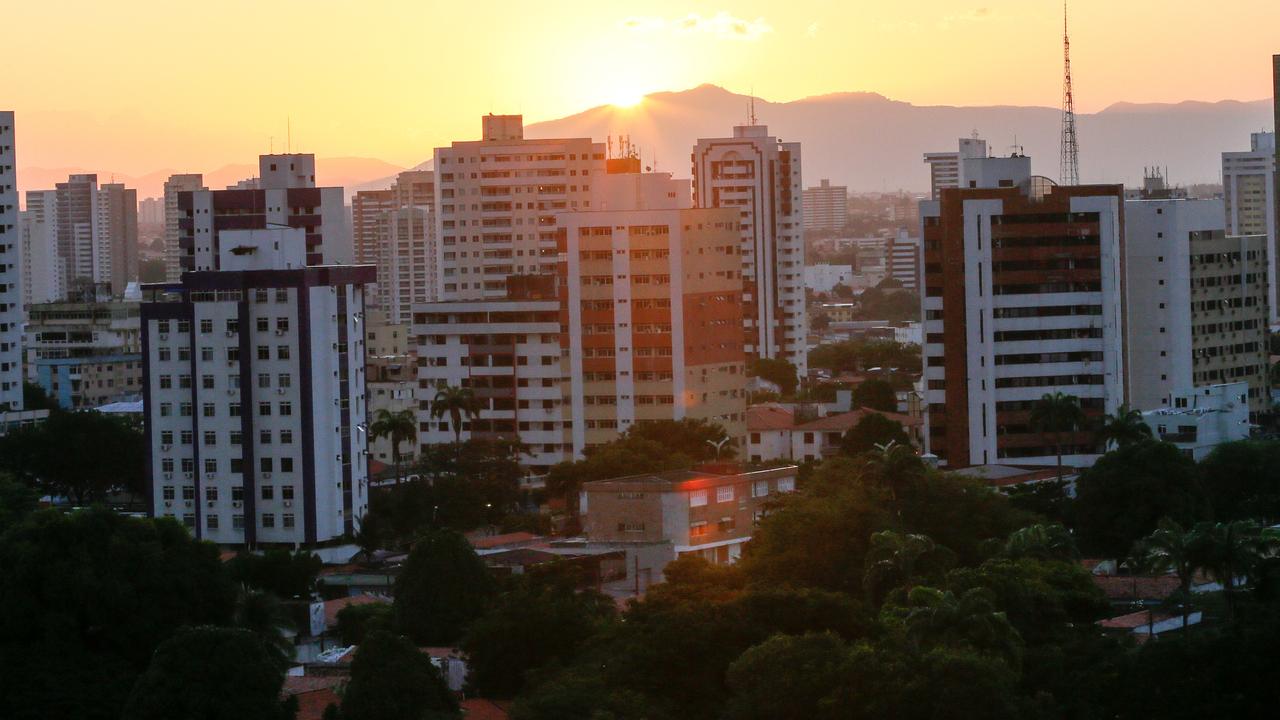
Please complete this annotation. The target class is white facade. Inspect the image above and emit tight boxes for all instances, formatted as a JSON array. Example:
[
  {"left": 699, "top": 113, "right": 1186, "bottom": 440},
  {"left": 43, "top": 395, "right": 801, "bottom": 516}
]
[
  {"left": 923, "top": 137, "right": 988, "bottom": 200},
  {"left": 1221, "top": 132, "right": 1277, "bottom": 326},
  {"left": 143, "top": 228, "right": 372, "bottom": 546},
  {"left": 886, "top": 230, "right": 921, "bottom": 290},
  {"left": 432, "top": 115, "right": 604, "bottom": 301},
  {"left": 0, "top": 111, "right": 21, "bottom": 410},
  {"left": 803, "top": 179, "right": 848, "bottom": 232},
  {"left": 163, "top": 174, "right": 206, "bottom": 282},
  {"left": 1142, "top": 382, "right": 1252, "bottom": 461},
  {"left": 692, "top": 124, "right": 807, "bottom": 373},
  {"left": 804, "top": 264, "right": 854, "bottom": 294}
]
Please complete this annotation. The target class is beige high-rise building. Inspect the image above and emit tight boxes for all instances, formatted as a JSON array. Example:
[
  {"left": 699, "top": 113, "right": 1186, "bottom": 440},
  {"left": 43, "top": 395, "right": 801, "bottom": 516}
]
[
  {"left": 432, "top": 115, "right": 605, "bottom": 301},
  {"left": 803, "top": 179, "right": 848, "bottom": 232},
  {"left": 352, "top": 170, "right": 435, "bottom": 323},
  {"left": 163, "top": 174, "right": 205, "bottom": 281},
  {"left": 1222, "top": 132, "right": 1276, "bottom": 325}
]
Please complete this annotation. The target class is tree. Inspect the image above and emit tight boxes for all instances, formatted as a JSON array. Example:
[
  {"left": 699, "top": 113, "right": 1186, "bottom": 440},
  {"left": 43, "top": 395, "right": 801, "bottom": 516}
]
[
  {"left": 851, "top": 379, "right": 897, "bottom": 412},
  {"left": 723, "top": 633, "right": 850, "bottom": 720},
  {"left": 889, "top": 586, "right": 1023, "bottom": 669},
  {"left": 1073, "top": 440, "right": 1206, "bottom": 556},
  {"left": 336, "top": 602, "right": 394, "bottom": 646},
  {"left": 121, "top": 627, "right": 293, "bottom": 720},
  {"left": 394, "top": 529, "right": 496, "bottom": 645},
  {"left": 21, "top": 382, "right": 59, "bottom": 411},
  {"left": 0, "top": 474, "right": 37, "bottom": 534},
  {"left": 0, "top": 510, "right": 237, "bottom": 720},
  {"left": 341, "top": 630, "right": 459, "bottom": 720},
  {"left": 0, "top": 410, "right": 144, "bottom": 503},
  {"left": 369, "top": 408, "right": 417, "bottom": 484},
  {"left": 1002, "top": 523, "right": 1078, "bottom": 562},
  {"left": 430, "top": 386, "right": 481, "bottom": 442},
  {"left": 620, "top": 418, "right": 732, "bottom": 462},
  {"left": 1029, "top": 392, "right": 1086, "bottom": 483},
  {"left": 863, "top": 530, "right": 953, "bottom": 605},
  {"left": 1133, "top": 518, "right": 1200, "bottom": 630},
  {"left": 226, "top": 549, "right": 322, "bottom": 600},
  {"left": 233, "top": 589, "right": 295, "bottom": 669},
  {"left": 749, "top": 357, "right": 799, "bottom": 396},
  {"left": 840, "top": 413, "right": 910, "bottom": 457},
  {"left": 545, "top": 436, "right": 691, "bottom": 521},
  {"left": 1198, "top": 440, "right": 1280, "bottom": 523},
  {"left": 1188, "top": 520, "right": 1278, "bottom": 622},
  {"left": 462, "top": 566, "right": 616, "bottom": 698},
  {"left": 1097, "top": 403, "right": 1152, "bottom": 449}
]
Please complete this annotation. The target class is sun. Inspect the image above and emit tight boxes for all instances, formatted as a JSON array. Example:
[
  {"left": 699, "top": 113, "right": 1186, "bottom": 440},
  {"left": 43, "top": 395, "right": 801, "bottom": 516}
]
[{"left": 608, "top": 87, "right": 646, "bottom": 108}]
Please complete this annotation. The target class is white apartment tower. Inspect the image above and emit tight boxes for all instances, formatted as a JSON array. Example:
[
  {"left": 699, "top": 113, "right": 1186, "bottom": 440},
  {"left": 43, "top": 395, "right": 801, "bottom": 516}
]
[
  {"left": 27, "top": 173, "right": 140, "bottom": 299},
  {"left": 920, "top": 155, "right": 1126, "bottom": 468},
  {"left": 432, "top": 115, "right": 605, "bottom": 301},
  {"left": 0, "top": 111, "right": 22, "bottom": 411},
  {"left": 351, "top": 170, "right": 436, "bottom": 323},
  {"left": 923, "top": 137, "right": 989, "bottom": 200},
  {"left": 143, "top": 228, "right": 373, "bottom": 545},
  {"left": 163, "top": 174, "right": 206, "bottom": 281},
  {"left": 1221, "top": 132, "right": 1277, "bottom": 326},
  {"left": 176, "top": 154, "right": 349, "bottom": 273},
  {"left": 803, "top": 179, "right": 848, "bottom": 232},
  {"left": 1124, "top": 197, "right": 1269, "bottom": 417},
  {"left": 20, "top": 192, "right": 64, "bottom": 306},
  {"left": 692, "top": 124, "right": 806, "bottom": 373}
]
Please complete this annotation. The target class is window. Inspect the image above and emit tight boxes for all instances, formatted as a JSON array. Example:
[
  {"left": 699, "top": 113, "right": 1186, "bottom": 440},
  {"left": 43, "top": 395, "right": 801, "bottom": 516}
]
[
  {"left": 716, "top": 486, "right": 734, "bottom": 503},
  {"left": 201, "top": 347, "right": 214, "bottom": 362},
  {"left": 202, "top": 403, "right": 215, "bottom": 417},
  {"left": 282, "top": 486, "right": 295, "bottom": 500},
  {"left": 257, "top": 317, "right": 269, "bottom": 332},
  {"left": 205, "top": 486, "right": 218, "bottom": 501},
  {"left": 162, "top": 486, "right": 175, "bottom": 500},
  {"left": 281, "top": 457, "right": 294, "bottom": 472},
  {"left": 202, "top": 375, "right": 215, "bottom": 389},
  {"left": 261, "top": 513, "right": 275, "bottom": 528},
  {"left": 161, "top": 458, "right": 174, "bottom": 473},
  {"left": 261, "top": 486, "right": 274, "bottom": 500},
  {"left": 203, "top": 431, "right": 217, "bottom": 446},
  {"left": 689, "top": 489, "right": 708, "bottom": 507},
  {"left": 229, "top": 403, "right": 241, "bottom": 417},
  {"left": 277, "top": 373, "right": 291, "bottom": 388},
  {"left": 277, "top": 345, "right": 290, "bottom": 360},
  {"left": 276, "top": 317, "right": 289, "bottom": 332},
  {"left": 280, "top": 430, "right": 294, "bottom": 444},
  {"left": 204, "top": 459, "right": 217, "bottom": 473},
  {"left": 180, "top": 402, "right": 192, "bottom": 417},
  {"left": 179, "top": 374, "right": 192, "bottom": 389},
  {"left": 777, "top": 477, "right": 796, "bottom": 493},
  {"left": 160, "top": 430, "right": 174, "bottom": 445},
  {"left": 230, "top": 431, "right": 242, "bottom": 445},
  {"left": 182, "top": 486, "right": 195, "bottom": 500},
  {"left": 233, "top": 515, "right": 245, "bottom": 530},
  {"left": 752, "top": 480, "right": 769, "bottom": 498},
  {"left": 257, "top": 346, "right": 270, "bottom": 360},
  {"left": 158, "top": 348, "right": 171, "bottom": 361},
  {"left": 282, "top": 514, "right": 295, "bottom": 529},
  {"left": 231, "top": 458, "right": 244, "bottom": 474},
  {"left": 178, "top": 346, "right": 190, "bottom": 361},
  {"left": 180, "top": 430, "right": 193, "bottom": 444},
  {"left": 159, "top": 375, "right": 172, "bottom": 389},
  {"left": 200, "top": 319, "right": 213, "bottom": 334},
  {"left": 227, "top": 347, "right": 239, "bottom": 361},
  {"left": 689, "top": 520, "right": 709, "bottom": 537},
  {"left": 279, "top": 402, "right": 292, "bottom": 416},
  {"left": 207, "top": 514, "right": 219, "bottom": 530},
  {"left": 259, "top": 430, "right": 272, "bottom": 444},
  {"left": 258, "top": 402, "right": 272, "bottom": 416},
  {"left": 258, "top": 373, "right": 271, "bottom": 388},
  {"left": 232, "top": 486, "right": 244, "bottom": 501},
  {"left": 260, "top": 457, "right": 274, "bottom": 473},
  {"left": 226, "top": 319, "right": 238, "bottom": 333},
  {"left": 275, "top": 289, "right": 288, "bottom": 303}
]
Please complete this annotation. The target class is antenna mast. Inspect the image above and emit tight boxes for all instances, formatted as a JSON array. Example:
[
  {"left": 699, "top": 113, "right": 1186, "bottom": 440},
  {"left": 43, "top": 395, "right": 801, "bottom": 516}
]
[{"left": 1059, "top": 0, "right": 1080, "bottom": 185}]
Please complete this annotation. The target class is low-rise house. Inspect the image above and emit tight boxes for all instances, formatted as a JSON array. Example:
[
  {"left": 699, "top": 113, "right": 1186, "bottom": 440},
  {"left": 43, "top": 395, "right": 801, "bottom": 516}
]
[
  {"left": 1141, "top": 382, "right": 1252, "bottom": 460},
  {"left": 747, "top": 405, "right": 921, "bottom": 462}
]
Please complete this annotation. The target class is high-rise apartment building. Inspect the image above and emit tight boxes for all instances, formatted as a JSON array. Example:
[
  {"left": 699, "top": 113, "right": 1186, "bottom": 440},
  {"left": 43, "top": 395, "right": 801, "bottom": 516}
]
[
  {"left": 27, "top": 173, "right": 139, "bottom": 299},
  {"left": 803, "top": 179, "right": 848, "bottom": 232},
  {"left": 352, "top": 170, "right": 436, "bottom": 323},
  {"left": 20, "top": 193, "right": 64, "bottom": 306},
  {"left": 163, "top": 174, "right": 206, "bottom": 281},
  {"left": 1125, "top": 197, "right": 1269, "bottom": 417},
  {"left": 413, "top": 168, "right": 747, "bottom": 472},
  {"left": 0, "top": 111, "right": 21, "bottom": 411},
  {"left": 176, "top": 154, "right": 349, "bottom": 273},
  {"left": 96, "top": 183, "right": 139, "bottom": 296},
  {"left": 1222, "top": 132, "right": 1276, "bottom": 325},
  {"left": 692, "top": 124, "right": 806, "bottom": 373},
  {"left": 142, "top": 227, "right": 373, "bottom": 545},
  {"left": 923, "top": 137, "right": 988, "bottom": 200},
  {"left": 920, "top": 155, "right": 1126, "bottom": 468},
  {"left": 885, "top": 229, "right": 922, "bottom": 291},
  {"left": 432, "top": 115, "right": 604, "bottom": 301}
]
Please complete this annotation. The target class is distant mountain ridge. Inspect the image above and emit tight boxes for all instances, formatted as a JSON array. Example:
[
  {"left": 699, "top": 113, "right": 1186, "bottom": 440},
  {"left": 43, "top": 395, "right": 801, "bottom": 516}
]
[{"left": 525, "top": 84, "right": 1272, "bottom": 192}]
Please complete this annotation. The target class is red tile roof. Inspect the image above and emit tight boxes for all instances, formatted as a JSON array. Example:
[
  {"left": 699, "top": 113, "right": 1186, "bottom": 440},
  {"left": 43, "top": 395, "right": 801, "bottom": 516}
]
[
  {"left": 1098, "top": 609, "right": 1175, "bottom": 630},
  {"left": 746, "top": 405, "right": 795, "bottom": 431},
  {"left": 323, "top": 594, "right": 388, "bottom": 627},
  {"left": 794, "top": 407, "right": 920, "bottom": 432},
  {"left": 461, "top": 698, "right": 512, "bottom": 720},
  {"left": 282, "top": 676, "right": 343, "bottom": 720},
  {"left": 1091, "top": 574, "right": 1181, "bottom": 601},
  {"left": 470, "top": 532, "right": 540, "bottom": 550}
]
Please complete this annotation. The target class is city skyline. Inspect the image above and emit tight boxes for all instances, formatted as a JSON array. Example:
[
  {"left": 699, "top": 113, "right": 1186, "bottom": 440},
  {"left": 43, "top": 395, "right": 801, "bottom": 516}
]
[{"left": 7, "top": 1, "right": 1280, "bottom": 177}]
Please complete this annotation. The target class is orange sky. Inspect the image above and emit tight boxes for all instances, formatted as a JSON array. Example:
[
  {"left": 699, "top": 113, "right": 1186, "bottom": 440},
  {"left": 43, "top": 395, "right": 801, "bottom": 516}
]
[{"left": 6, "top": 1, "right": 1278, "bottom": 177}]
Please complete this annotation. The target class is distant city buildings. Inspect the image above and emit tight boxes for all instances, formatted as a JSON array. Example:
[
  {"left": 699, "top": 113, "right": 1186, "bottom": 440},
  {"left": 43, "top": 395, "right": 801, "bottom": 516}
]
[
  {"left": 25, "top": 300, "right": 142, "bottom": 408},
  {"left": 693, "top": 123, "right": 806, "bottom": 373},
  {"left": 351, "top": 170, "right": 435, "bottom": 323},
  {"left": 885, "top": 229, "right": 921, "bottom": 290},
  {"left": 803, "top": 264, "right": 854, "bottom": 294},
  {"left": 142, "top": 227, "right": 373, "bottom": 545},
  {"left": 432, "top": 115, "right": 604, "bottom": 301},
  {"left": 22, "top": 173, "right": 139, "bottom": 300},
  {"left": 176, "top": 154, "right": 348, "bottom": 272},
  {"left": 163, "top": 174, "right": 206, "bottom": 281},
  {"left": 0, "top": 111, "right": 21, "bottom": 411},
  {"left": 1124, "top": 196, "right": 1270, "bottom": 418},
  {"left": 920, "top": 153, "right": 1126, "bottom": 468},
  {"left": 803, "top": 179, "right": 848, "bottom": 232},
  {"left": 1222, "top": 132, "right": 1277, "bottom": 326},
  {"left": 923, "top": 136, "right": 988, "bottom": 200}
]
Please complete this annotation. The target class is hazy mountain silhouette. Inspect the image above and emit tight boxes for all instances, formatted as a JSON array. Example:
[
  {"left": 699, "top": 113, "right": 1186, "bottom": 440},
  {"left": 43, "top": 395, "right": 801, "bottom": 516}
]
[
  {"left": 19, "top": 157, "right": 404, "bottom": 201},
  {"left": 526, "top": 84, "right": 1271, "bottom": 192}
]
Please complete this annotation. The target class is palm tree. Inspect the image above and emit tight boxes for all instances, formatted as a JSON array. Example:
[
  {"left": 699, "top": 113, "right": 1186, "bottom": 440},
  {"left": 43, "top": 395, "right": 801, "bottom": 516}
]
[
  {"left": 864, "top": 530, "right": 949, "bottom": 605},
  {"left": 430, "top": 385, "right": 481, "bottom": 443},
  {"left": 234, "top": 589, "right": 294, "bottom": 669},
  {"left": 1097, "top": 404, "right": 1152, "bottom": 450},
  {"left": 1188, "top": 520, "right": 1279, "bottom": 622},
  {"left": 898, "top": 586, "right": 1023, "bottom": 669},
  {"left": 1030, "top": 392, "right": 1085, "bottom": 482},
  {"left": 1003, "top": 523, "right": 1078, "bottom": 562},
  {"left": 369, "top": 408, "right": 417, "bottom": 485},
  {"left": 1133, "top": 518, "right": 1199, "bottom": 630}
]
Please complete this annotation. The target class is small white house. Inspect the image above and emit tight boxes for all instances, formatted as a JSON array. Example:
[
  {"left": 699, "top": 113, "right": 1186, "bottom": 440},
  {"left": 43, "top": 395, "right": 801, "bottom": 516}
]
[{"left": 1142, "top": 382, "right": 1252, "bottom": 460}]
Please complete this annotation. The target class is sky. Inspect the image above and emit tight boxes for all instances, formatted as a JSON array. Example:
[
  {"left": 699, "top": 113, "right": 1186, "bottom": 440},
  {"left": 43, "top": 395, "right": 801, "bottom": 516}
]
[{"left": 6, "top": 0, "right": 1279, "bottom": 177}]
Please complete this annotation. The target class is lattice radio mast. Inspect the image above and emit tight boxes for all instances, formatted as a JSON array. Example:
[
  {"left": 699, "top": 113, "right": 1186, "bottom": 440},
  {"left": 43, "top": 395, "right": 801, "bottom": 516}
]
[{"left": 1059, "top": 0, "right": 1080, "bottom": 185}]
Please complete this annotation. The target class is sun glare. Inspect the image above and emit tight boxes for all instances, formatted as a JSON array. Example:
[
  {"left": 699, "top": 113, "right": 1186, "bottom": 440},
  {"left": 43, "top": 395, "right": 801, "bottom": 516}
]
[{"left": 609, "top": 89, "right": 646, "bottom": 108}]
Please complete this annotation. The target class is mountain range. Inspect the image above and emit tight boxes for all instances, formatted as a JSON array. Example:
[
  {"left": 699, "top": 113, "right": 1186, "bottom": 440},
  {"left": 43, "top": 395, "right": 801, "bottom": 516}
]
[{"left": 18, "top": 85, "right": 1273, "bottom": 200}]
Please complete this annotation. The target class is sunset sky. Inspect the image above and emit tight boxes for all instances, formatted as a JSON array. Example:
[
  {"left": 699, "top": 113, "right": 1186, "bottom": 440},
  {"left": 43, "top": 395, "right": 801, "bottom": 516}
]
[{"left": 7, "top": 0, "right": 1279, "bottom": 177}]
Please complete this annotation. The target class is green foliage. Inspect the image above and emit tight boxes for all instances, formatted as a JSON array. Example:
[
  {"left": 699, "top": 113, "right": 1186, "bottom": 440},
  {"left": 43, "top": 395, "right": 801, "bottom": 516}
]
[
  {"left": 462, "top": 565, "right": 616, "bottom": 698},
  {"left": 1097, "top": 403, "right": 1153, "bottom": 449},
  {"left": 840, "top": 412, "right": 910, "bottom": 456},
  {"left": 0, "top": 509, "right": 236, "bottom": 720},
  {"left": 138, "top": 258, "right": 167, "bottom": 283},
  {"left": 619, "top": 418, "right": 732, "bottom": 462},
  {"left": 1030, "top": 392, "right": 1087, "bottom": 480},
  {"left": 121, "top": 626, "right": 293, "bottom": 720},
  {"left": 21, "top": 382, "right": 59, "bottom": 411},
  {"left": 1073, "top": 440, "right": 1207, "bottom": 556},
  {"left": 1001, "top": 523, "right": 1078, "bottom": 562},
  {"left": 226, "top": 548, "right": 322, "bottom": 599},
  {"left": 0, "top": 410, "right": 144, "bottom": 503},
  {"left": 369, "top": 408, "right": 417, "bottom": 481},
  {"left": 1002, "top": 479, "right": 1073, "bottom": 525},
  {"left": 545, "top": 430, "right": 696, "bottom": 519},
  {"left": 0, "top": 474, "right": 37, "bottom": 534},
  {"left": 335, "top": 602, "right": 394, "bottom": 646},
  {"left": 394, "top": 528, "right": 496, "bottom": 645},
  {"left": 749, "top": 357, "right": 798, "bottom": 396},
  {"left": 724, "top": 633, "right": 850, "bottom": 720},
  {"left": 430, "top": 385, "right": 482, "bottom": 442},
  {"left": 1198, "top": 440, "right": 1280, "bottom": 523},
  {"left": 854, "top": 286, "right": 921, "bottom": 322},
  {"left": 808, "top": 339, "right": 921, "bottom": 375},
  {"left": 851, "top": 379, "right": 897, "bottom": 412},
  {"left": 233, "top": 589, "right": 296, "bottom": 669},
  {"left": 341, "top": 630, "right": 459, "bottom": 720}
]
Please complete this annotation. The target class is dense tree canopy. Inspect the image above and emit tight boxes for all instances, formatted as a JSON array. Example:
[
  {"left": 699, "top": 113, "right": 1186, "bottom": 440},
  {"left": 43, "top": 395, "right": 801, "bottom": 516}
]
[
  {"left": 0, "top": 410, "right": 144, "bottom": 503},
  {"left": 340, "top": 630, "right": 459, "bottom": 720},
  {"left": 840, "top": 412, "right": 911, "bottom": 456},
  {"left": 851, "top": 379, "right": 898, "bottom": 412},
  {"left": 394, "top": 528, "right": 496, "bottom": 645},
  {"left": 749, "top": 357, "right": 799, "bottom": 396}
]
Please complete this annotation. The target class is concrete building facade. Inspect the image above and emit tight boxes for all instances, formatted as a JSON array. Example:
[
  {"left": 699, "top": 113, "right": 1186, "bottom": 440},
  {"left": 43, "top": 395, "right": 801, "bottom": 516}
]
[
  {"left": 1222, "top": 132, "right": 1277, "bottom": 326},
  {"left": 163, "top": 174, "right": 206, "bottom": 282},
  {"left": 886, "top": 229, "right": 922, "bottom": 290},
  {"left": 803, "top": 179, "right": 847, "bottom": 232},
  {"left": 142, "top": 228, "right": 372, "bottom": 546},
  {"left": 692, "top": 124, "right": 806, "bottom": 373},
  {"left": 920, "top": 157, "right": 1126, "bottom": 468},
  {"left": 0, "top": 111, "right": 20, "bottom": 411},
  {"left": 923, "top": 137, "right": 988, "bottom": 200}
]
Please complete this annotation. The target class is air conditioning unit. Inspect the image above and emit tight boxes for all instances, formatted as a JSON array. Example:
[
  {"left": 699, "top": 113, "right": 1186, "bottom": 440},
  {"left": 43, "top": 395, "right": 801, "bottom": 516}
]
[
  {"left": 275, "top": 329, "right": 286, "bottom": 336},
  {"left": 283, "top": 500, "right": 293, "bottom": 508},
  {"left": 276, "top": 388, "right": 286, "bottom": 395},
  {"left": 206, "top": 501, "right": 216, "bottom": 508},
  {"left": 184, "top": 472, "right": 194, "bottom": 479},
  {"left": 159, "top": 333, "right": 169, "bottom": 340},
  {"left": 225, "top": 331, "right": 236, "bottom": 337},
  {"left": 160, "top": 444, "right": 172, "bottom": 451},
  {"left": 232, "top": 500, "right": 243, "bottom": 509},
  {"left": 206, "top": 472, "right": 216, "bottom": 479},
  {"left": 227, "top": 360, "right": 237, "bottom": 367},
  {"left": 163, "top": 472, "right": 173, "bottom": 480},
  {"left": 184, "top": 501, "right": 193, "bottom": 508},
  {"left": 164, "top": 501, "right": 173, "bottom": 508},
  {"left": 227, "top": 389, "right": 236, "bottom": 396},
  {"left": 262, "top": 472, "right": 272, "bottom": 479}
]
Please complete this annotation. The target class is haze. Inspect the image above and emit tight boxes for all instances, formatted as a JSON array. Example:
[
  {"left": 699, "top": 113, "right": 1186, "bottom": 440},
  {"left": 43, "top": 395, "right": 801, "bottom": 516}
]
[{"left": 7, "top": 0, "right": 1279, "bottom": 177}]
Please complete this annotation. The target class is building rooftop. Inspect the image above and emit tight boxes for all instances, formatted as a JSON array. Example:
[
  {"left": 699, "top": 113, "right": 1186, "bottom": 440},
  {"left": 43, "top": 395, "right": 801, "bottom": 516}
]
[
  {"left": 746, "top": 404, "right": 795, "bottom": 431},
  {"left": 793, "top": 407, "right": 920, "bottom": 432}
]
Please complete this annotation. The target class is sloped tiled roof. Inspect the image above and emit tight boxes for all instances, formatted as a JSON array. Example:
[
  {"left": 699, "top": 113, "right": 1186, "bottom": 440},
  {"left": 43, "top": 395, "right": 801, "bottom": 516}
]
[
  {"left": 746, "top": 405, "right": 795, "bottom": 431},
  {"left": 794, "top": 407, "right": 920, "bottom": 432}
]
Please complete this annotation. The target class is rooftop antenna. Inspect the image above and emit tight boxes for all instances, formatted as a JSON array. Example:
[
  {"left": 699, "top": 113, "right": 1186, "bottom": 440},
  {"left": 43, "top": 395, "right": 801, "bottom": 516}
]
[
  {"left": 1059, "top": 0, "right": 1081, "bottom": 185},
  {"left": 749, "top": 86, "right": 757, "bottom": 126}
]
